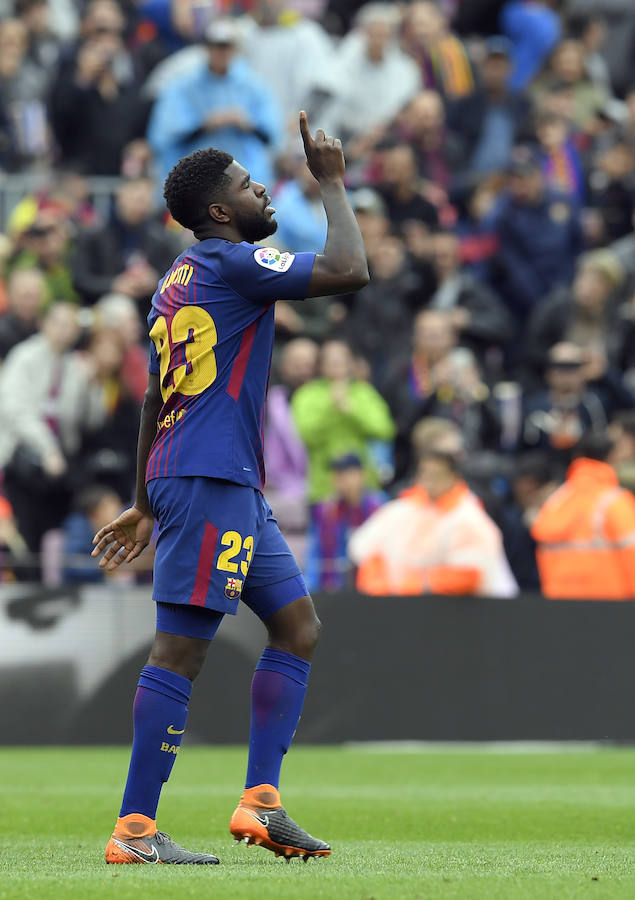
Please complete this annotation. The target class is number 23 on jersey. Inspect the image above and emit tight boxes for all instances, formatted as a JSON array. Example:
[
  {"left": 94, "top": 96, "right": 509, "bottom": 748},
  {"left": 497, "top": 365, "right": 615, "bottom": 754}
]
[{"left": 150, "top": 306, "right": 218, "bottom": 403}]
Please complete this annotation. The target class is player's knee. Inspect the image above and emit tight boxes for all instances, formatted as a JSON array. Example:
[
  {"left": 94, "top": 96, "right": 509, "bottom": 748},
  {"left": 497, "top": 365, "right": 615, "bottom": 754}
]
[
  {"left": 148, "top": 650, "right": 206, "bottom": 681},
  {"left": 291, "top": 613, "right": 321, "bottom": 659},
  {"left": 148, "top": 635, "right": 208, "bottom": 681}
]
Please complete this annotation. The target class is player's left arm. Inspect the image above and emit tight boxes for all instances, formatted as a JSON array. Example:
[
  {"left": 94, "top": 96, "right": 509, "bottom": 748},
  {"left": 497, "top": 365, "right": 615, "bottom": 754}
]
[{"left": 91, "top": 374, "right": 162, "bottom": 571}]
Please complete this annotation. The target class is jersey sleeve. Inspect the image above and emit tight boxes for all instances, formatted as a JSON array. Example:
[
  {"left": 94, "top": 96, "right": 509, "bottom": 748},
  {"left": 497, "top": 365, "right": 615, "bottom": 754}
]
[
  {"left": 220, "top": 242, "right": 315, "bottom": 304},
  {"left": 149, "top": 339, "right": 160, "bottom": 375}
]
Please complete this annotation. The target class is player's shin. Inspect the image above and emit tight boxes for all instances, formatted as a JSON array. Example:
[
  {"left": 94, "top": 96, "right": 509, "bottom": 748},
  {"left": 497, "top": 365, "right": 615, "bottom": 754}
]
[
  {"left": 117, "top": 665, "right": 191, "bottom": 829},
  {"left": 245, "top": 648, "right": 311, "bottom": 790}
]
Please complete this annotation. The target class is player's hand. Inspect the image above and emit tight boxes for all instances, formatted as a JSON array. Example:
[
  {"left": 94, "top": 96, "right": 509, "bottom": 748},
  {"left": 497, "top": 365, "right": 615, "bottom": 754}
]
[
  {"left": 299, "top": 110, "right": 345, "bottom": 184},
  {"left": 91, "top": 505, "right": 154, "bottom": 571}
]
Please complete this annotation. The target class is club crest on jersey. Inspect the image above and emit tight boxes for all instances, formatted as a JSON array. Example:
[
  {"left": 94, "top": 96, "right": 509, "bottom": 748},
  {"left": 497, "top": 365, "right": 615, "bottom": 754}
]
[
  {"left": 254, "top": 247, "right": 295, "bottom": 272},
  {"left": 224, "top": 577, "right": 243, "bottom": 600}
]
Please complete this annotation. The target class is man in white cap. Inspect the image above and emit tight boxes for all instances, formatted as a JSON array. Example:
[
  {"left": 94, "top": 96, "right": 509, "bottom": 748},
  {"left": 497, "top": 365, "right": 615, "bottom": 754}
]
[{"left": 147, "top": 18, "right": 281, "bottom": 187}]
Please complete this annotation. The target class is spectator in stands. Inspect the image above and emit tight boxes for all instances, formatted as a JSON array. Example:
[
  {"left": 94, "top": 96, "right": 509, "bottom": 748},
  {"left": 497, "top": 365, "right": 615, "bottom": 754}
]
[
  {"left": 410, "top": 416, "right": 465, "bottom": 460},
  {"left": 447, "top": 37, "right": 532, "bottom": 180},
  {"left": 0, "top": 303, "right": 105, "bottom": 571},
  {"left": 305, "top": 452, "right": 385, "bottom": 592},
  {"left": 500, "top": 0, "right": 561, "bottom": 93},
  {"left": 499, "top": 452, "right": 559, "bottom": 591},
  {"left": 453, "top": 176, "right": 503, "bottom": 281},
  {"left": 323, "top": 3, "right": 421, "bottom": 158},
  {"left": 401, "top": 1, "right": 474, "bottom": 100},
  {"left": 16, "top": 0, "right": 62, "bottom": 74},
  {"left": 77, "top": 327, "right": 142, "bottom": 499},
  {"left": 240, "top": 0, "right": 336, "bottom": 138},
  {"left": 0, "top": 267, "right": 45, "bottom": 360},
  {"left": 71, "top": 175, "right": 181, "bottom": 309},
  {"left": 350, "top": 186, "right": 390, "bottom": 249},
  {"left": 7, "top": 169, "right": 96, "bottom": 235},
  {"left": 587, "top": 139, "right": 635, "bottom": 243},
  {"left": 147, "top": 18, "right": 281, "bottom": 187},
  {"left": 427, "top": 229, "right": 515, "bottom": 359},
  {"left": 62, "top": 484, "right": 123, "bottom": 583},
  {"left": 395, "top": 90, "right": 465, "bottom": 200},
  {"left": 535, "top": 111, "right": 585, "bottom": 203},
  {"left": 608, "top": 410, "right": 635, "bottom": 493},
  {"left": 374, "top": 142, "right": 439, "bottom": 234},
  {"left": 349, "top": 450, "right": 517, "bottom": 596},
  {"left": 8, "top": 208, "right": 78, "bottom": 304},
  {"left": 383, "top": 309, "right": 500, "bottom": 479},
  {"left": 611, "top": 207, "right": 635, "bottom": 284},
  {"left": 525, "top": 250, "right": 628, "bottom": 384},
  {"left": 492, "top": 146, "right": 583, "bottom": 324},
  {"left": 49, "top": 0, "right": 149, "bottom": 174},
  {"left": 270, "top": 158, "right": 327, "bottom": 253},
  {"left": 93, "top": 293, "right": 148, "bottom": 404},
  {"left": 621, "top": 84, "right": 635, "bottom": 150},
  {"left": 0, "top": 17, "right": 49, "bottom": 170},
  {"left": 521, "top": 342, "right": 610, "bottom": 459},
  {"left": 344, "top": 233, "right": 427, "bottom": 388},
  {"left": 0, "top": 492, "right": 27, "bottom": 579},
  {"left": 532, "top": 432, "right": 635, "bottom": 599},
  {"left": 567, "top": 12, "right": 611, "bottom": 92},
  {"left": 532, "top": 38, "right": 610, "bottom": 133},
  {"left": 265, "top": 337, "right": 318, "bottom": 551},
  {"left": 390, "top": 414, "right": 466, "bottom": 493},
  {"left": 292, "top": 338, "right": 395, "bottom": 503}
]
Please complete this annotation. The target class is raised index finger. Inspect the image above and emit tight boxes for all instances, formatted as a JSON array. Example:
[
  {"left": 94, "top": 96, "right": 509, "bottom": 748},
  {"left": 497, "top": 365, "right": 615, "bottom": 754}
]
[{"left": 299, "top": 110, "right": 313, "bottom": 151}]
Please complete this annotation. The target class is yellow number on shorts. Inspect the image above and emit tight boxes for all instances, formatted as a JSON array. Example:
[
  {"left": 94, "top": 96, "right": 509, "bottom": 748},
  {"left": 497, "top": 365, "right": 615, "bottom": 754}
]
[
  {"left": 150, "top": 306, "right": 218, "bottom": 403},
  {"left": 217, "top": 531, "right": 255, "bottom": 576},
  {"left": 217, "top": 531, "right": 242, "bottom": 573},
  {"left": 241, "top": 535, "right": 254, "bottom": 576}
]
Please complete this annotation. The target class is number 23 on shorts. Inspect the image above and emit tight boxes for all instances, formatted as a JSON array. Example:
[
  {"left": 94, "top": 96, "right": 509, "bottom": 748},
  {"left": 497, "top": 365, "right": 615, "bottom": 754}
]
[{"left": 217, "top": 531, "right": 254, "bottom": 577}]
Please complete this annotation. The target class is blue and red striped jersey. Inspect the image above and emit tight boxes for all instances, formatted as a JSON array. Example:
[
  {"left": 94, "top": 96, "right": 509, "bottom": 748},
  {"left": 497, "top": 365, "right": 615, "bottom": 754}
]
[{"left": 145, "top": 239, "right": 315, "bottom": 489}]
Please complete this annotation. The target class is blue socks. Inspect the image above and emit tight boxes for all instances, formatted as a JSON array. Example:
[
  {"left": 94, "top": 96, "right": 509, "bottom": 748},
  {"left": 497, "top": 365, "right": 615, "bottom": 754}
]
[
  {"left": 119, "top": 650, "right": 310, "bottom": 818},
  {"left": 119, "top": 665, "right": 191, "bottom": 819},
  {"left": 245, "top": 648, "right": 311, "bottom": 790}
]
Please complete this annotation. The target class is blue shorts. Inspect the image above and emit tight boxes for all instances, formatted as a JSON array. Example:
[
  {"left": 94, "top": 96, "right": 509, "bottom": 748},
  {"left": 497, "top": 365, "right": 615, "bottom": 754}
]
[{"left": 148, "top": 476, "right": 308, "bottom": 620}]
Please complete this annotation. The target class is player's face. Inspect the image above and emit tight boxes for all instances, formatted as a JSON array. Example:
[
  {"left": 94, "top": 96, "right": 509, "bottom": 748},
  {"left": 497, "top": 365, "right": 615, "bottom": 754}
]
[{"left": 225, "top": 161, "right": 277, "bottom": 243}]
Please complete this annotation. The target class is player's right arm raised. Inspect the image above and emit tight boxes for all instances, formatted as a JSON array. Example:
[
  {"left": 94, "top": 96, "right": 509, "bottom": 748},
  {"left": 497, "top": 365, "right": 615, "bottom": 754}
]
[{"left": 299, "top": 110, "right": 370, "bottom": 298}]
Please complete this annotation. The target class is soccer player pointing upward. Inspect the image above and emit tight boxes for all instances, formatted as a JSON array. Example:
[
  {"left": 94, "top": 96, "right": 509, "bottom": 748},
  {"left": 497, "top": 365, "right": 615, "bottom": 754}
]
[{"left": 93, "top": 112, "right": 369, "bottom": 865}]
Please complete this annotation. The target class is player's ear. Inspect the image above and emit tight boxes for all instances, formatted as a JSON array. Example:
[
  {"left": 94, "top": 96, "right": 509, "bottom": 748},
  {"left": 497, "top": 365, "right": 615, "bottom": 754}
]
[{"left": 208, "top": 202, "right": 230, "bottom": 225}]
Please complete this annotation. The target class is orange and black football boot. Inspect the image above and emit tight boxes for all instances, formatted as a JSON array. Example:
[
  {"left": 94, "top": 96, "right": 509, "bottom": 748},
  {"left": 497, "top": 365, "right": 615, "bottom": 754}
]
[
  {"left": 105, "top": 813, "right": 219, "bottom": 865},
  {"left": 229, "top": 784, "right": 331, "bottom": 861}
]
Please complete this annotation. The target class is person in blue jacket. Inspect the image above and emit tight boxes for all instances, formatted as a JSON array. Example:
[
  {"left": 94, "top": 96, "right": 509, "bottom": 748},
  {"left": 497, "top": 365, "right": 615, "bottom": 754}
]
[
  {"left": 147, "top": 18, "right": 282, "bottom": 189},
  {"left": 491, "top": 146, "right": 583, "bottom": 326}
]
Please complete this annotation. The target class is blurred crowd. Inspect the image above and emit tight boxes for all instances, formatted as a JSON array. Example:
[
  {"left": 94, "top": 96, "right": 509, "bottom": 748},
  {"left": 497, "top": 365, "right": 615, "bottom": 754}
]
[{"left": 0, "top": 0, "right": 634, "bottom": 596}]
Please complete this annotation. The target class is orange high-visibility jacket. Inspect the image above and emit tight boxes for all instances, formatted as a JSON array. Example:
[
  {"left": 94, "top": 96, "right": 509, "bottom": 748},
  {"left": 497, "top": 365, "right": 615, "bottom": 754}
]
[
  {"left": 349, "top": 482, "right": 517, "bottom": 597},
  {"left": 531, "top": 458, "right": 635, "bottom": 600}
]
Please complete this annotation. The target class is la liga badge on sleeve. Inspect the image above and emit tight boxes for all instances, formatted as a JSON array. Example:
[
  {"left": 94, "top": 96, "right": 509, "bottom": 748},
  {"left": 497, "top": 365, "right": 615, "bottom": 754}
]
[{"left": 253, "top": 247, "right": 295, "bottom": 272}]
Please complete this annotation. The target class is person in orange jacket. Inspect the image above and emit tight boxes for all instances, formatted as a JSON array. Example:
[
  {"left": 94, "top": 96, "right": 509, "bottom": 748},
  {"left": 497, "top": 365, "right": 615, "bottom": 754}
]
[
  {"left": 348, "top": 451, "right": 517, "bottom": 597},
  {"left": 531, "top": 432, "right": 635, "bottom": 599}
]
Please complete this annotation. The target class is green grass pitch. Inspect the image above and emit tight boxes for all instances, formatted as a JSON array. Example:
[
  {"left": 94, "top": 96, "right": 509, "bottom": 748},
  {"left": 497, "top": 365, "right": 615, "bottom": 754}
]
[{"left": 1, "top": 745, "right": 635, "bottom": 899}]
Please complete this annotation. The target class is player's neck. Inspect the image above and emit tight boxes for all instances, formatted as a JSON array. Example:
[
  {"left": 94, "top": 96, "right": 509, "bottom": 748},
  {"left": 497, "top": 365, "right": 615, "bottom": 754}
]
[{"left": 196, "top": 225, "right": 244, "bottom": 244}]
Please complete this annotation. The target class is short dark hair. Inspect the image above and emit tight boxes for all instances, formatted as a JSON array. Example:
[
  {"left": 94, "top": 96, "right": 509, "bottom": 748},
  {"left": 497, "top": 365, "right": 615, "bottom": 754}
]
[
  {"left": 512, "top": 452, "right": 554, "bottom": 486},
  {"left": 573, "top": 431, "right": 614, "bottom": 462},
  {"left": 163, "top": 147, "right": 234, "bottom": 234}
]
